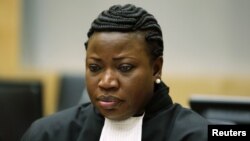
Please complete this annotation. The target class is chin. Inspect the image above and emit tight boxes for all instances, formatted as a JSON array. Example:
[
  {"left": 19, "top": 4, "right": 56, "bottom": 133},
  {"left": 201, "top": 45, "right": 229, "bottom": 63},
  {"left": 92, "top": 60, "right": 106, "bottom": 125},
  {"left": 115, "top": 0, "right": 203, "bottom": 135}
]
[
  {"left": 101, "top": 111, "right": 131, "bottom": 121},
  {"left": 106, "top": 115, "right": 129, "bottom": 121}
]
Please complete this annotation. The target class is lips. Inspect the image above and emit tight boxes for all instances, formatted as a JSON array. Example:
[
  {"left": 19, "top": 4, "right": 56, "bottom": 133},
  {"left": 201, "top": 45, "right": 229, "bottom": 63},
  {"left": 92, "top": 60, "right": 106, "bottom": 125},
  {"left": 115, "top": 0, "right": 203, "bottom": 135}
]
[{"left": 97, "top": 95, "right": 122, "bottom": 109}]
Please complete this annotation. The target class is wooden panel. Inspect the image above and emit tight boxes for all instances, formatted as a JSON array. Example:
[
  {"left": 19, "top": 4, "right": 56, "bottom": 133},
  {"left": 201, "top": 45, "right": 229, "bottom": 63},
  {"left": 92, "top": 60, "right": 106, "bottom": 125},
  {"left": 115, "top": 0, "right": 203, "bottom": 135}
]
[
  {"left": 163, "top": 74, "right": 250, "bottom": 107},
  {"left": 0, "top": 0, "right": 59, "bottom": 116},
  {"left": 0, "top": 0, "right": 20, "bottom": 74}
]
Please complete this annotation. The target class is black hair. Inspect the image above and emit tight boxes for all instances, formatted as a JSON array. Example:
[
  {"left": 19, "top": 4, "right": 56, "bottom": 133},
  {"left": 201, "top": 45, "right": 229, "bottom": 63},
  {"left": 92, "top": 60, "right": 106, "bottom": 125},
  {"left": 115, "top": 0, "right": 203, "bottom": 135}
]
[{"left": 85, "top": 4, "right": 164, "bottom": 61}]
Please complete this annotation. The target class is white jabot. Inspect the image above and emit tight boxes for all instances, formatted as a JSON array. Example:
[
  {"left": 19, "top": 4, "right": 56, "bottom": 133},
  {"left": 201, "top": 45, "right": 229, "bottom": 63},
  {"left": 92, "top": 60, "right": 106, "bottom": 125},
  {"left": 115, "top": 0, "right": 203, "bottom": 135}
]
[{"left": 99, "top": 114, "right": 144, "bottom": 141}]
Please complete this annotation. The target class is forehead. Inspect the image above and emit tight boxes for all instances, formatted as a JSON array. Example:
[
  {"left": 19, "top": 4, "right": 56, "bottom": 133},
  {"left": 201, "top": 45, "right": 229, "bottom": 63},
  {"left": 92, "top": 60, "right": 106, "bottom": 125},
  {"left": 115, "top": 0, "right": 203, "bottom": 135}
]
[{"left": 87, "top": 32, "right": 149, "bottom": 57}]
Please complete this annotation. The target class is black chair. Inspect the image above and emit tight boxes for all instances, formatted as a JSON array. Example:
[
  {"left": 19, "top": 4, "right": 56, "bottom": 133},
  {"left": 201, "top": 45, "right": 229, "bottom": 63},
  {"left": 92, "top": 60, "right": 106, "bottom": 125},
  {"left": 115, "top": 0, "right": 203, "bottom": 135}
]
[
  {"left": 57, "top": 74, "right": 89, "bottom": 111},
  {"left": 0, "top": 80, "right": 43, "bottom": 141},
  {"left": 189, "top": 95, "right": 250, "bottom": 125}
]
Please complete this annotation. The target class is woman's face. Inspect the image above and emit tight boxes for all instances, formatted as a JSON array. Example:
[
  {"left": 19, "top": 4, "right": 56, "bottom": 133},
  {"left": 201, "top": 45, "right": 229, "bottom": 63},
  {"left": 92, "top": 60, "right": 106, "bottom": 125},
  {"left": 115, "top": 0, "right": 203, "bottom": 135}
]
[{"left": 86, "top": 32, "right": 160, "bottom": 121}]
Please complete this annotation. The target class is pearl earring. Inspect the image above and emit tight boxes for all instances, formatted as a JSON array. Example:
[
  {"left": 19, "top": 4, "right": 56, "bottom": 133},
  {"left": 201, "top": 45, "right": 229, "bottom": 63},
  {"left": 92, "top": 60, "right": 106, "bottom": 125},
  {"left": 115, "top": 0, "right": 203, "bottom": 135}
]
[{"left": 155, "top": 78, "right": 161, "bottom": 84}]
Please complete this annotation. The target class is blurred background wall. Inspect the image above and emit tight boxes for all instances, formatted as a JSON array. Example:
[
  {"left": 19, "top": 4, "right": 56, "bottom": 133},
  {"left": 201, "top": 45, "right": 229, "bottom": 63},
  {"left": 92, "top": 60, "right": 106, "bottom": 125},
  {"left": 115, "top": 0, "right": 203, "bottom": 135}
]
[{"left": 1, "top": 0, "right": 250, "bottom": 115}]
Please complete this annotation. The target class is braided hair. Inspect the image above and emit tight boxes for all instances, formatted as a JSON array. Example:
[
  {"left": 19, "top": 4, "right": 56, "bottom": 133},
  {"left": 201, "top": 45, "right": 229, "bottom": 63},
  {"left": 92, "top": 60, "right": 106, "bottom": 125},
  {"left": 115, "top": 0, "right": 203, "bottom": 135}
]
[{"left": 85, "top": 4, "right": 164, "bottom": 61}]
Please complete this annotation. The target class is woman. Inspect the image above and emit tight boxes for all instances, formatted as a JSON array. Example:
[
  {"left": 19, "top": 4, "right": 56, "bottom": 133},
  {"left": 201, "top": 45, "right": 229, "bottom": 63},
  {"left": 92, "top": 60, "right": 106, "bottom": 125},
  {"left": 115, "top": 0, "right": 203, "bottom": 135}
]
[{"left": 22, "top": 4, "right": 208, "bottom": 141}]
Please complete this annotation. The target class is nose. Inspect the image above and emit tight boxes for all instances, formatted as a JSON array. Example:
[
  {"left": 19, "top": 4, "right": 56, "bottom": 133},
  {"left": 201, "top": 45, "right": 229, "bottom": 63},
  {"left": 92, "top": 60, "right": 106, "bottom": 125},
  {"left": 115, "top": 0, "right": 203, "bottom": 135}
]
[{"left": 98, "top": 69, "right": 119, "bottom": 91}]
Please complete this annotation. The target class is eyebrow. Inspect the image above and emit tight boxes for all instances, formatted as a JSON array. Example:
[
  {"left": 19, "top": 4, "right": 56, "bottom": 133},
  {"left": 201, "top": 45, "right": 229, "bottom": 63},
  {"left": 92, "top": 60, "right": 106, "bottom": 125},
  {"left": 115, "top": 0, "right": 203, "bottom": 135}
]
[
  {"left": 87, "top": 56, "right": 101, "bottom": 61},
  {"left": 112, "top": 56, "right": 137, "bottom": 61},
  {"left": 87, "top": 56, "right": 137, "bottom": 61}
]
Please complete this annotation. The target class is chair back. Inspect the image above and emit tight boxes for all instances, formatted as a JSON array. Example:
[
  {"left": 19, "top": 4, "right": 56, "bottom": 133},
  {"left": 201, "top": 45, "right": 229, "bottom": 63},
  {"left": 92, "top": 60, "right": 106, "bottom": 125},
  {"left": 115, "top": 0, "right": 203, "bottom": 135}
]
[{"left": 0, "top": 80, "right": 43, "bottom": 141}]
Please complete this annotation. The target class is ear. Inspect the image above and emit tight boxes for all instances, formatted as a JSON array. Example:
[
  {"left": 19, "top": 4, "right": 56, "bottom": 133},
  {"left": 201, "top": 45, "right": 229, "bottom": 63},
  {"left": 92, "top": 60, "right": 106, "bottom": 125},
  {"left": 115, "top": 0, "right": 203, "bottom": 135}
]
[{"left": 152, "top": 56, "right": 163, "bottom": 79}]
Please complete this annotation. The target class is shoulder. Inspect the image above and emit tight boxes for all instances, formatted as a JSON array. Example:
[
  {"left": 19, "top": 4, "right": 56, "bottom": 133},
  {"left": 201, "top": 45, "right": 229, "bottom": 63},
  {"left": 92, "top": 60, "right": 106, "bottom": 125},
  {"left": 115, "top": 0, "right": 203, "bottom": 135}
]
[
  {"left": 173, "top": 103, "right": 208, "bottom": 125},
  {"left": 169, "top": 103, "right": 208, "bottom": 141},
  {"left": 21, "top": 103, "right": 93, "bottom": 141},
  {"left": 33, "top": 103, "right": 92, "bottom": 129}
]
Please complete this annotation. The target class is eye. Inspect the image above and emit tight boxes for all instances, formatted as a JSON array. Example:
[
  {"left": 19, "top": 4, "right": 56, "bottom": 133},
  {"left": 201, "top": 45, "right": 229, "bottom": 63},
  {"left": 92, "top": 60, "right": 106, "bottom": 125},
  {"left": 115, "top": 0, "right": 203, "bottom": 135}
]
[
  {"left": 118, "top": 64, "right": 134, "bottom": 72},
  {"left": 88, "top": 64, "right": 101, "bottom": 72}
]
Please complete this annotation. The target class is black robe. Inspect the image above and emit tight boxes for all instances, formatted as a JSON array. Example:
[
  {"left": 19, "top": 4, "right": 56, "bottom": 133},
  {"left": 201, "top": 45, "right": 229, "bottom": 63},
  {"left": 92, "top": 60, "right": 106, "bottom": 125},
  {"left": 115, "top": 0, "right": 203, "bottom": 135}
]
[{"left": 21, "top": 83, "right": 209, "bottom": 141}]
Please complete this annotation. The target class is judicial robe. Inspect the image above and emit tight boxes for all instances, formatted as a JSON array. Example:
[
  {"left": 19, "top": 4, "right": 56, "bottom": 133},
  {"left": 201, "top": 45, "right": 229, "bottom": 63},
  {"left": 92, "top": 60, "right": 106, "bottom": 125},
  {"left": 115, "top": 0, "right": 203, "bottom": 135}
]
[{"left": 21, "top": 82, "right": 208, "bottom": 141}]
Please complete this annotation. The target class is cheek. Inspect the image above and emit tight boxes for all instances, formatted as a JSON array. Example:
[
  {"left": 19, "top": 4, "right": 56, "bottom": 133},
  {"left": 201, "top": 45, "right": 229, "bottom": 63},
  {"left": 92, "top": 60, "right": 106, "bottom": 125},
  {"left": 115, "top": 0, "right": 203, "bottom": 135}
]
[
  {"left": 122, "top": 71, "right": 154, "bottom": 106},
  {"left": 86, "top": 70, "right": 98, "bottom": 84},
  {"left": 85, "top": 73, "right": 98, "bottom": 97}
]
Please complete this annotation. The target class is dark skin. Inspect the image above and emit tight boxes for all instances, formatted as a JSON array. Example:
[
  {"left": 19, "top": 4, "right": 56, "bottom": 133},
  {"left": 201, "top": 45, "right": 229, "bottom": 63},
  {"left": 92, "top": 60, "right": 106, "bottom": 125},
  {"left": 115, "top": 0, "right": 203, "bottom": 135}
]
[{"left": 85, "top": 32, "right": 163, "bottom": 121}]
